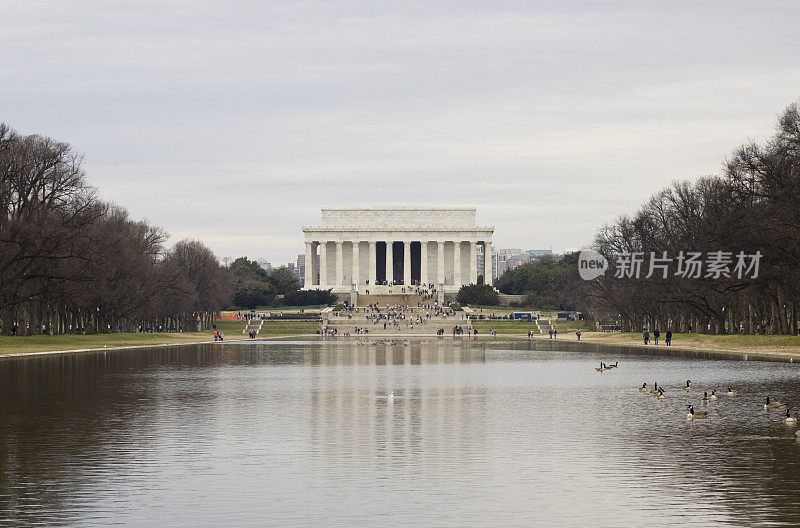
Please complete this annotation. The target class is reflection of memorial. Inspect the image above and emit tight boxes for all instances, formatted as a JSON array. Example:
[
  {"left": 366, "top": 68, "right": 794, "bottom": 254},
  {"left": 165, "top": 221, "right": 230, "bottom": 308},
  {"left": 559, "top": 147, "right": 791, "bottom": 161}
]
[{"left": 303, "top": 341, "right": 490, "bottom": 464}]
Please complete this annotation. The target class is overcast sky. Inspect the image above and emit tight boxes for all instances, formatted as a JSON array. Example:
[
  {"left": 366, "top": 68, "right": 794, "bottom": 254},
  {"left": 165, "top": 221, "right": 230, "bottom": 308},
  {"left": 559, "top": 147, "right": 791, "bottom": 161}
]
[{"left": 3, "top": 1, "right": 799, "bottom": 265}]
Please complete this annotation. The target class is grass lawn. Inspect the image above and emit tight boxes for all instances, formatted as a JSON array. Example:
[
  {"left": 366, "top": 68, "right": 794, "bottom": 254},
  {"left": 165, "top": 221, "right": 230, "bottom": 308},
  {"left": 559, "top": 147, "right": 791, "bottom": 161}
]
[
  {"left": 0, "top": 332, "right": 209, "bottom": 356},
  {"left": 470, "top": 321, "right": 800, "bottom": 357},
  {"left": 473, "top": 320, "right": 541, "bottom": 334},
  {"left": 258, "top": 321, "right": 320, "bottom": 336},
  {"left": 583, "top": 331, "right": 800, "bottom": 352},
  {"left": 0, "top": 319, "right": 320, "bottom": 356}
]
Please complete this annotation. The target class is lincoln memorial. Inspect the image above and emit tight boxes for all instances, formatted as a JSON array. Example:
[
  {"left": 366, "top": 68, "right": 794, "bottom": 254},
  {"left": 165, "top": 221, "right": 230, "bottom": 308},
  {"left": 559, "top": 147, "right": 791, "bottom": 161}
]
[{"left": 302, "top": 207, "right": 493, "bottom": 294}]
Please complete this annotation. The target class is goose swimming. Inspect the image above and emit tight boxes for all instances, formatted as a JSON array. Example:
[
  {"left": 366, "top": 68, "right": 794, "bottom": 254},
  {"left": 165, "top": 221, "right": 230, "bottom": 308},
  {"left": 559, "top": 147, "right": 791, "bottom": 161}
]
[
  {"left": 785, "top": 410, "right": 797, "bottom": 424},
  {"left": 687, "top": 405, "right": 708, "bottom": 420},
  {"left": 765, "top": 397, "right": 786, "bottom": 410},
  {"left": 595, "top": 362, "right": 606, "bottom": 372}
]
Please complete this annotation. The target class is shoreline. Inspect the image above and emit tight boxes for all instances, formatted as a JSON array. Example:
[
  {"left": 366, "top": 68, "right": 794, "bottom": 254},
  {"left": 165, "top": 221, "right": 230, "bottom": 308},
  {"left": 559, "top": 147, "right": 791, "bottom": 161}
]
[
  {"left": 0, "top": 334, "right": 318, "bottom": 359},
  {"left": 521, "top": 332, "right": 800, "bottom": 362},
  {"left": 2, "top": 331, "right": 799, "bottom": 363}
]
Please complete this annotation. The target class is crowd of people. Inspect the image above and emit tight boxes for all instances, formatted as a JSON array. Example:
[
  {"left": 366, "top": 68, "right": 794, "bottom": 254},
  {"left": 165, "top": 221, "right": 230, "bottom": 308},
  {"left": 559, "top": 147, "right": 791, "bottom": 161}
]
[
  {"left": 235, "top": 311, "right": 287, "bottom": 320},
  {"left": 322, "top": 301, "right": 480, "bottom": 337}
]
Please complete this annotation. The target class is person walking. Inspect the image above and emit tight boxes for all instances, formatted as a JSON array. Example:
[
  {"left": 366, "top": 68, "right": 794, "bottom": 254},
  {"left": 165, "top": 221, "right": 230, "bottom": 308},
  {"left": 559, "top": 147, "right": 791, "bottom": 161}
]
[
  {"left": 665, "top": 329, "right": 672, "bottom": 346},
  {"left": 643, "top": 329, "right": 649, "bottom": 345},
  {"left": 576, "top": 329, "right": 581, "bottom": 341},
  {"left": 653, "top": 329, "right": 660, "bottom": 345}
]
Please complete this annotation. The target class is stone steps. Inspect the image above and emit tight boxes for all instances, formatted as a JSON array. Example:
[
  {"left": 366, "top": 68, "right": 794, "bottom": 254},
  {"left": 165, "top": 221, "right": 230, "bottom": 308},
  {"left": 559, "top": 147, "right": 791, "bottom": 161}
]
[
  {"left": 536, "top": 318, "right": 553, "bottom": 334},
  {"left": 243, "top": 319, "right": 263, "bottom": 334}
]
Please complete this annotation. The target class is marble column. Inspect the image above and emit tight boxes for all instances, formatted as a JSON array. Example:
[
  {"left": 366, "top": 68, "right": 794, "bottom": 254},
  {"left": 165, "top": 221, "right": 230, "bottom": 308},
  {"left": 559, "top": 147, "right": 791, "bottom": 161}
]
[
  {"left": 420, "top": 241, "right": 428, "bottom": 286},
  {"left": 469, "top": 241, "right": 478, "bottom": 285},
  {"left": 453, "top": 241, "right": 462, "bottom": 287},
  {"left": 386, "top": 240, "right": 393, "bottom": 284},
  {"left": 312, "top": 243, "right": 319, "bottom": 286},
  {"left": 304, "top": 242, "right": 313, "bottom": 287},
  {"left": 319, "top": 241, "right": 328, "bottom": 287},
  {"left": 403, "top": 240, "right": 411, "bottom": 285},
  {"left": 368, "top": 241, "right": 377, "bottom": 286},
  {"left": 352, "top": 241, "right": 359, "bottom": 286},
  {"left": 335, "top": 241, "right": 343, "bottom": 286},
  {"left": 484, "top": 240, "right": 493, "bottom": 285},
  {"left": 437, "top": 241, "right": 445, "bottom": 285}
]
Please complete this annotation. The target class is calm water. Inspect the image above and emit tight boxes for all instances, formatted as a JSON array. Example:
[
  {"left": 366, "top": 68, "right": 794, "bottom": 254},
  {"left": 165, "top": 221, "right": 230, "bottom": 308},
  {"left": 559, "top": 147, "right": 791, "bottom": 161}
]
[{"left": 2, "top": 339, "right": 800, "bottom": 527}]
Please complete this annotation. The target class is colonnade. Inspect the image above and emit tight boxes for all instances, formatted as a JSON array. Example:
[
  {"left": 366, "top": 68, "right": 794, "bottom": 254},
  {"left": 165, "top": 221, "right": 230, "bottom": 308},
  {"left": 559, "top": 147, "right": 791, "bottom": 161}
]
[{"left": 304, "top": 239, "right": 492, "bottom": 291}]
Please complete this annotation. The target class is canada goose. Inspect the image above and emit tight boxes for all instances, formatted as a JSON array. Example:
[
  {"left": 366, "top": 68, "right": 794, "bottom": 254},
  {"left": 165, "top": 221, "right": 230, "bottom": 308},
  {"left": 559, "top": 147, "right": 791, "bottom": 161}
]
[
  {"left": 785, "top": 410, "right": 797, "bottom": 424},
  {"left": 709, "top": 390, "right": 718, "bottom": 401},
  {"left": 765, "top": 397, "right": 786, "bottom": 410},
  {"left": 701, "top": 391, "right": 710, "bottom": 403},
  {"left": 657, "top": 388, "right": 666, "bottom": 400},
  {"left": 639, "top": 383, "right": 647, "bottom": 393},
  {"left": 608, "top": 362, "right": 619, "bottom": 368},
  {"left": 595, "top": 362, "right": 605, "bottom": 372},
  {"left": 682, "top": 380, "right": 692, "bottom": 391},
  {"left": 687, "top": 405, "right": 708, "bottom": 419},
  {"left": 650, "top": 383, "right": 660, "bottom": 396},
  {"left": 726, "top": 386, "right": 737, "bottom": 397}
]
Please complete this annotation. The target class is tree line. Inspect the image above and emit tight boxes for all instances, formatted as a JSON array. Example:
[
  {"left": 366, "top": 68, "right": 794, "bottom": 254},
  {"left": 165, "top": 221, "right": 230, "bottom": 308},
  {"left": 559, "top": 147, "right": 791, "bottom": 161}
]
[
  {"left": 228, "top": 257, "right": 336, "bottom": 308},
  {"left": 573, "top": 102, "right": 800, "bottom": 335},
  {"left": 0, "top": 123, "right": 232, "bottom": 335},
  {"left": 494, "top": 254, "right": 577, "bottom": 309}
]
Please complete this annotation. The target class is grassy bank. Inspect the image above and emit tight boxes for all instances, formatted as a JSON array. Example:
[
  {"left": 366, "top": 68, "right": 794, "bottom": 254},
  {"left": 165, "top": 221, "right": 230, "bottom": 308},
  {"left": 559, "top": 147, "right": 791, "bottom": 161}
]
[
  {"left": 0, "top": 320, "right": 320, "bottom": 357},
  {"left": 472, "top": 320, "right": 800, "bottom": 359},
  {"left": 578, "top": 331, "right": 800, "bottom": 357}
]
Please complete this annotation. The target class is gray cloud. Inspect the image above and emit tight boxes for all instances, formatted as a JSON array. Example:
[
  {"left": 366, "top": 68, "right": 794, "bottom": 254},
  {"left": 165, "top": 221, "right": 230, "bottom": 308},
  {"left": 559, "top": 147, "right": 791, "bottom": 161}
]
[{"left": 3, "top": 0, "right": 799, "bottom": 263}]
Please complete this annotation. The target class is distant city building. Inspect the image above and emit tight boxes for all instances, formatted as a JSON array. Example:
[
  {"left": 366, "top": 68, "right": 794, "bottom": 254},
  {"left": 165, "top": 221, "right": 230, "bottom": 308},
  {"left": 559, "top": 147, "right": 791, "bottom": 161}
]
[
  {"left": 297, "top": 254, "right": 306, "bottom": 286},
  {"left": 257, "top": 259, "right": 273, "bottom": 273}
]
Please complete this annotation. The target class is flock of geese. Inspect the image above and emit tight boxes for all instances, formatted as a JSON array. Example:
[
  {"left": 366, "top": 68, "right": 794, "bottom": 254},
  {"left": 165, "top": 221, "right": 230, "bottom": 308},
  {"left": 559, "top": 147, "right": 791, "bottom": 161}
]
[{"left": 597, "top": 362, "right": 800, "bottom": 439}]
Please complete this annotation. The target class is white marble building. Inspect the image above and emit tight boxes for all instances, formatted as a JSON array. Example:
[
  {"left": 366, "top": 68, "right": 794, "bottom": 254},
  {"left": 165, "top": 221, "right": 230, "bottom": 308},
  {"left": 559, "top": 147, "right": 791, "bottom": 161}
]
[{"left": 302, "top": 207, "right": 493, "bottom": 293}]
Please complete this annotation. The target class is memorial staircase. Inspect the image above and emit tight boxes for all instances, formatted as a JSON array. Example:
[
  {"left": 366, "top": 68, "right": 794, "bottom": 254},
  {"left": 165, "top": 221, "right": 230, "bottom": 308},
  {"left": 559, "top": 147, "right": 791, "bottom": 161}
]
[
  {"left": 536, "top": 318, "right": 552, "bottom": 335},
  {"left": 243, "top": 318, "right": 263, "bottom": 335}
]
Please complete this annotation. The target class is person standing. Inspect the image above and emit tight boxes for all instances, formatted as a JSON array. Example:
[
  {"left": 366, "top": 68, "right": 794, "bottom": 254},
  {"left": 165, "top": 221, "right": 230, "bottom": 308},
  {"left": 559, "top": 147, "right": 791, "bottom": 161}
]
[
  {"left": 653, "top": 329, "right": 660, "bottom": 345},
  {"left": 576, "top": 329, "right": 581, "bottom": 341},
  {"left": 665, "top": 329, "right": 672, "bottom": 346}
]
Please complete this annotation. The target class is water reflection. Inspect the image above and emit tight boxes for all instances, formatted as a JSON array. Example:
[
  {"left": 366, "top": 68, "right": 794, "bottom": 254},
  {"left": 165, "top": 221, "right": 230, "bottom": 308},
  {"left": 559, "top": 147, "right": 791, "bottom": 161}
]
[{"left": 1, "top": 340, "right": 799, "bottom": 527}]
